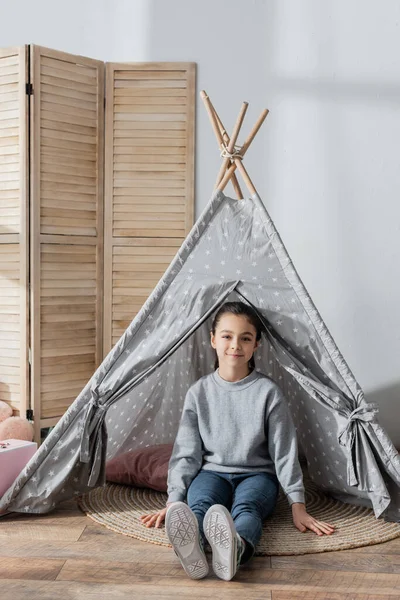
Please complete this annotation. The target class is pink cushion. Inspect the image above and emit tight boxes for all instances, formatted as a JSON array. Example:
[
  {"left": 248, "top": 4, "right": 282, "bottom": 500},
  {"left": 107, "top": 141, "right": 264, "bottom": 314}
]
[{"left": 105, "top": 443, "right": 173, "bottom": 491}]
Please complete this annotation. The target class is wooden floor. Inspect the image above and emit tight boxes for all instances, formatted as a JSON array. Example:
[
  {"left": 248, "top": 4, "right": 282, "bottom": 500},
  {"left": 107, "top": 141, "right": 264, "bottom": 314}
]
[{"left": 0, "top": 499, "right": 399, "bottom": 600}]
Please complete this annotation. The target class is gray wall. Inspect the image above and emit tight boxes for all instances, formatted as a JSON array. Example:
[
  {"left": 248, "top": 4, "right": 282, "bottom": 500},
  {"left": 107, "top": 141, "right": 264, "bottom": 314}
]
[{"left": 1, "top": 0, "right": 399, "bottom": 447}]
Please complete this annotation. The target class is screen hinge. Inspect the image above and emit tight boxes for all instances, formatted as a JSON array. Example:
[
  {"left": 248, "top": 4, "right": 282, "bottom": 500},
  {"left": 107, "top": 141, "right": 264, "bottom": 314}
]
[{"left": 26, "top": 82, "right": 33, "bottom": 95}]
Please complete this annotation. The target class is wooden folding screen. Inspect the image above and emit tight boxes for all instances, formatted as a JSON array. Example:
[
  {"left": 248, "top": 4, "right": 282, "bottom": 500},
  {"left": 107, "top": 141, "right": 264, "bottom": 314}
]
[
  {"left": 0, "top": 47, "right": 29, "bottom": 419},
  {"left": 30, "top": 46, "right": 104, "bottom": 440},
  {"left": 0, "top": 46, "right": 195, "bottom": 442},
  {"left": 103, "top": 63, "right": 195, "bottom": 352}
]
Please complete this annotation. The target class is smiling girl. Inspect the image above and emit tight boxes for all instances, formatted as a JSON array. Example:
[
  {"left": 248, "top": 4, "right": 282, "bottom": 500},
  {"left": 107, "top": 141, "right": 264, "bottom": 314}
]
[{"left": 140, "top": 301, "right": 335, "bottom": 581}]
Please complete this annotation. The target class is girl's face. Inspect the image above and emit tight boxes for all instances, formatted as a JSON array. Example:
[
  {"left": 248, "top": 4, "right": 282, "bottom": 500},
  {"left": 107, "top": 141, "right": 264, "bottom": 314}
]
[{"left": 210, "top": 313, "right": 259, "bottom": 369}]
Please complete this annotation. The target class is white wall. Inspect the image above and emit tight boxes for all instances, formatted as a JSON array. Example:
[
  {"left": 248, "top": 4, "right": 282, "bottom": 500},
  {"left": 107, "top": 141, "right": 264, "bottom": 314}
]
[
  {"left": 258, "top": 1, "right": 400, "bottom": 448},
  {"left": 1, "top": 0, "right": 399, "bottom": 446}
]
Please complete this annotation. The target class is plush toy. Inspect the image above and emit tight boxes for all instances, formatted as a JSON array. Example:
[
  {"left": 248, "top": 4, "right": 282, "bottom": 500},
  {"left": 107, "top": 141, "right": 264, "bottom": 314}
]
[
  {"left": 0, "top": 400, "right": 13, "bottom": 423},
  {"left": 0, "top": 415, "right": 34, "bottom": 442}
]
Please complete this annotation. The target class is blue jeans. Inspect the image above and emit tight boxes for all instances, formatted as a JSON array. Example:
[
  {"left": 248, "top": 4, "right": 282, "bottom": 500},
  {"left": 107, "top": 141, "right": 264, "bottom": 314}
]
[{"left": 187, "top": 469, "right": 280, "bottom": 564}]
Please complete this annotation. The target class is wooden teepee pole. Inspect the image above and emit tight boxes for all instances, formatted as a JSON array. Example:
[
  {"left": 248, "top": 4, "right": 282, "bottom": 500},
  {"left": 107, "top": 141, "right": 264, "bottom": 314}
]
[
  {"left": 200, "top": 90, "right": 269, "bottom": 196},
  {"left": 214, "top": 120, "right": 243, "bottom": 199},
  {"left": 212, "top": 101, "right": 248, "bottom": 199},
  {"left": 217, "top": 107, "right": 269, "bottom": 194},
  {"left": 201, "top": 90, "right": 252, "bottom": 193}
]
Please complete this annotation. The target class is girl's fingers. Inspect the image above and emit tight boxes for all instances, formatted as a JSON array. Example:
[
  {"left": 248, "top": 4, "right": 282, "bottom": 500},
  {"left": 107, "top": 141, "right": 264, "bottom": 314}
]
[
  {"left": 140, "top": 511, "right": 167, "bottom": 528},
  {"left": 309, "top": 520, "right": 335, "bottom": 535},
  {"left": 316, "top": 519, "right": 335, "bottom": 527},
  {"left": 141, "top": 510, "right": 167, "bottom": 521},
  {"left": 141, "top": 513, "right": 161, "bottom": 526},
  {"left": 314, "top": 523, "right": 333, "bottom": 533},
  {"left": 314, "top": 520, "right": 336, "bottom": 533},
  {"left": 295, "top": 514, "right": 336, "bottom": 536},
  {"left": 310, "top": 523, "right": 323, "bottom": 536}
]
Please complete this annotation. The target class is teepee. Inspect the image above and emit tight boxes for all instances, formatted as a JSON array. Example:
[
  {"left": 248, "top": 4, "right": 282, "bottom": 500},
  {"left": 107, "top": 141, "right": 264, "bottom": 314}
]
[{"left": 1, "top": 92, "right": 399, "bottom": 523}]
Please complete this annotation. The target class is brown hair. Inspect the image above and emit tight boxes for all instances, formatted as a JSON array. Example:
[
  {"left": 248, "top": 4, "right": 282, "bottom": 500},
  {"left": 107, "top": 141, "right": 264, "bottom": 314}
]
[{"left": 211, "top": 301, "right": 263, "bottom": 370}]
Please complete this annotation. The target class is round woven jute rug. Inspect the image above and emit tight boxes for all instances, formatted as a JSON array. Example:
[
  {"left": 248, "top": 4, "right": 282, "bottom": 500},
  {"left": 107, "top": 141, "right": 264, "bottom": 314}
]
[{"left": 77, "top": 477, "right": 400, "bottom": 556}]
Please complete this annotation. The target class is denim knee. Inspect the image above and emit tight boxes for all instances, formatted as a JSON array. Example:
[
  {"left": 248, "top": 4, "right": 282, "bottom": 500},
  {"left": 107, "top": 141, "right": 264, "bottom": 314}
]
[{"left": 231, "top": 498, "right": 264, "bottom": 516}]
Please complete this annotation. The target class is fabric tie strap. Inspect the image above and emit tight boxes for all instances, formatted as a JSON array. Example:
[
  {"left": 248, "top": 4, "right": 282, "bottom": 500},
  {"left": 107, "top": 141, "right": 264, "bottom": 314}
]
[
  {"left": 338, "top": 402, "right": 379, "bottom": 486},
  {"left": 338, "top": 402, "right": 380, "bottom": 448},
  {"left": 80, "top": 389, "right": 107, "bottom": 465}
]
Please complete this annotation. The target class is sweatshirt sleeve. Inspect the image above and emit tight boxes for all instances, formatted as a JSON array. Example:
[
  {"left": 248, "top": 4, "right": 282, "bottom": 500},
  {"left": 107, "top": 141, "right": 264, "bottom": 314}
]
[
  {"left": 266, "top": 386, "right": 306, "bottom": 507},
  {"left": 167, "top": 387, "right": 204, "bottom": 503}
]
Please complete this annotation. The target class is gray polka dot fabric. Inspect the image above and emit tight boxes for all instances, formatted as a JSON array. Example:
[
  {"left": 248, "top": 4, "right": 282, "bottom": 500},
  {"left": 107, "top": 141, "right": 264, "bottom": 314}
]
[{"left": 1, "top": 191, "right": 399, "bottom": 523}]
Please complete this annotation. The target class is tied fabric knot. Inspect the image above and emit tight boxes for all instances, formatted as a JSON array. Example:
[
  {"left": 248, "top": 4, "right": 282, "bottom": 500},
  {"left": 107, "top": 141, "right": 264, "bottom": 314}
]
[
  {"left": 338, "top": 402, "right": 380, "bottom": 448},
  {"left": 80, "top": 389, "right": 107, "bottom": 465},
  {"left": 337, "top": 402, "right": 379, "bottom": 486},
  {"left": 89, "top": 395, "right": 107, "bottom": 412}
]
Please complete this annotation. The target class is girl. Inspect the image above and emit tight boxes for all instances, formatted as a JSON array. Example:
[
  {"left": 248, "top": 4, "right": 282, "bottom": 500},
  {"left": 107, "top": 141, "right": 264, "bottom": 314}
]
[{"left": 140, "top": 302, "right": 336, "bottom": 581}]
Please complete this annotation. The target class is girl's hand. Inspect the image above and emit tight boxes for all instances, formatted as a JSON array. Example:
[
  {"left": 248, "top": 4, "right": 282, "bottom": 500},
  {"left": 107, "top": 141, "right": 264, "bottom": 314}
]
[
  {"left": 291, "top": 503, "right": 336, "bottom": 536},
  {"left": 140, "top": 507, "right": 168, "bottom": 528}
]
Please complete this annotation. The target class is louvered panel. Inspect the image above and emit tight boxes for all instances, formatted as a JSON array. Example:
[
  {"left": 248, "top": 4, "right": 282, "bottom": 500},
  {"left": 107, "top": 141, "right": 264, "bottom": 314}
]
[
  {"left": 39, "top": 244, "right": 97, "bottom": 419},
  {"left": 0, "top": 49, "right": 23, "bottom": 234},
  {"left": 111, "top": 241, "right": 181, "bottom": 345},
  {"left": 37, "top": 50, "right": 102, "bottom": 236},
  {"left": 103, "top": 62, "right": 195, "bottom": 354},
  {"left": 108, "top": 64, "right": 195, "bottom": 238},
  {"left": 0, "top": 245, "right": 21, "bottom": 407},
  {"left": 31, "top": 46, "right": 104, "bottom": 438},
  {"left": 0, "top": 47, "right": 28, "bottom": 418}
]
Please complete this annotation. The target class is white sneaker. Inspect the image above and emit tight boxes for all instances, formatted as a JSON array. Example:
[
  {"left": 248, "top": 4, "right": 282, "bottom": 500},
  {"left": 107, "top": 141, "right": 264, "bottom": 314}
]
[
  {"left": 165, "top": 501, "right": 209, "bottom": 580},
  {"left": 203, "top": 504, "right": 245, "bottom": 581}
]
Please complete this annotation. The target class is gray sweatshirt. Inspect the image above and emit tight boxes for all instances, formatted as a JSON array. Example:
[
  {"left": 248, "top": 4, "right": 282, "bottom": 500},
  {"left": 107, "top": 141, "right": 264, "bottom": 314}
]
[{"left": 167, "top": 368, "right": 305, "bottom": 507}]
